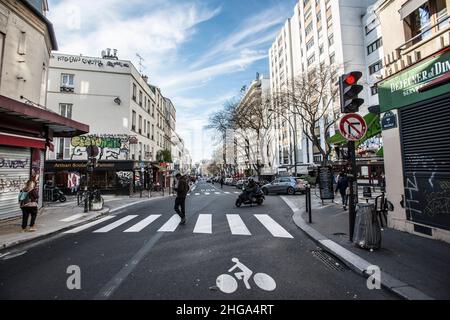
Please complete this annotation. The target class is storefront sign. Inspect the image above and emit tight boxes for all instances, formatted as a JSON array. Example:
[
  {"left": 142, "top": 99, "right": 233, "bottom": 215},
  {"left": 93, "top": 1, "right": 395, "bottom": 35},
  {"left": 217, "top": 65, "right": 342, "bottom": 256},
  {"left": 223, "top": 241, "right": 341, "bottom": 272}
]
[
  {"left": 379, "top": 48, "right": 450, "bottom": 112},
  {"left": 381, "top": 112, "right": 398, "bottom": 130},
  {"left": 45, "top": 161, "right": 134, "bottom": 171}
]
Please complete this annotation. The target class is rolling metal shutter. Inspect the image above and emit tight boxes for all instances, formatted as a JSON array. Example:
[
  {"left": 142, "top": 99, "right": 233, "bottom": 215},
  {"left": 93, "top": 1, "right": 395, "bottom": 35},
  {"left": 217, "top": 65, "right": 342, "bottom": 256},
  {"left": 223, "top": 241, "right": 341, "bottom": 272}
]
[
  {"left": 0, "top": 146, "right": 31, "bottom": 220},
  {"left": 400, "top": 93, "right": 450, "bottom": 230}
]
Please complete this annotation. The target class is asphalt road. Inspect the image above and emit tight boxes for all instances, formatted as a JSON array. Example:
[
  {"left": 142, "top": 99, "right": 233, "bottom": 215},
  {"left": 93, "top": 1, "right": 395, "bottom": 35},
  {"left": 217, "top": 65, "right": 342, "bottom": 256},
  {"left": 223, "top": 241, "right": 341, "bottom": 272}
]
[{"left": 0, "top": 181, "right": 398, "bottom": 300}]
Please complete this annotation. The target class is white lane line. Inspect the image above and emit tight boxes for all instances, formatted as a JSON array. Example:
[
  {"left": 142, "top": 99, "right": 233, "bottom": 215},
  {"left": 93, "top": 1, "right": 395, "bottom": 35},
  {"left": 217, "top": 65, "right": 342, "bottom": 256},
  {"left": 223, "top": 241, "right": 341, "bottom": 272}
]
[
  {"left": 224, "top": 192, "right": 230, "bottom": 194},
  {"left": 64, "top": 216, "right": 116, "bottom": 234},
  {"left": 93, "top": 215, "right": 138, "bottom": 233},
  {"left": 254, "top": 214, "right": 293, "bottom": 239},
  {"left": 226, "top": 214, "right": 251, "bottom": 236},
  {"left": 60, "top": 213, "right": 84, "bottom": 222},
  {"left": 193, "top": 214, "right": 212, "bottom": 234},
  {"left": 158, "top": 214, "right": 181, "bottom": 232},
  {"left": 124, "top": 215, "right": 161, "bottom": 233},
  {"left": 234, "top": 192, "right": 240, "bottom": 194}
]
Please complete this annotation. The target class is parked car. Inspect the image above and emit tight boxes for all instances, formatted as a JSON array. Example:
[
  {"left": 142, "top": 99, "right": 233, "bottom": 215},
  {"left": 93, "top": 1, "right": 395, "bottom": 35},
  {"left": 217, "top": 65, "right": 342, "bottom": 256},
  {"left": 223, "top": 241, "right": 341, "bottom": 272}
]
[
  {"left": 261, "top": 177, "right": 307, "bottom": 195},
  {"left": 225, "top": 178, "right": 233, "bottom": 185},
  {"left": 236, "top": 180, "right": 246, "bottom": 189}
]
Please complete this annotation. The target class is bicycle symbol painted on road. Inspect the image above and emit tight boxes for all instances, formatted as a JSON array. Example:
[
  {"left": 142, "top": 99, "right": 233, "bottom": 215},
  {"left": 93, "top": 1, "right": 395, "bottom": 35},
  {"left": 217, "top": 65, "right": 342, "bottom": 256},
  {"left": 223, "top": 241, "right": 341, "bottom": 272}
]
[{"left": 216, "top": 258, "right": 276, "bottom": 294}]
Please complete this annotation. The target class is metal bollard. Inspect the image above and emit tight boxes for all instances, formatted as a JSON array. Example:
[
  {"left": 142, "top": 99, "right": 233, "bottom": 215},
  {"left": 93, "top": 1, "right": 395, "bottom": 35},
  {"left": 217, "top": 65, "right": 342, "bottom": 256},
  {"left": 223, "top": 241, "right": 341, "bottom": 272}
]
[{"left": 306, "top": 185, "right": 312, "bottom": 223}]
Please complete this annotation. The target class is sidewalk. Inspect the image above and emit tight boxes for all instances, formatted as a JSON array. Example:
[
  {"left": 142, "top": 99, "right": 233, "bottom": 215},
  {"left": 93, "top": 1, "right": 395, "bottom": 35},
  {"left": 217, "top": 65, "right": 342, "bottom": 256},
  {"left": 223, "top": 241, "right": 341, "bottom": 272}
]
[
  {"left": 282, "top": 192, "right": 450, "bottom": 300},
  {"left": 0, "top": 193, "right": 171, "bottom": 250}
]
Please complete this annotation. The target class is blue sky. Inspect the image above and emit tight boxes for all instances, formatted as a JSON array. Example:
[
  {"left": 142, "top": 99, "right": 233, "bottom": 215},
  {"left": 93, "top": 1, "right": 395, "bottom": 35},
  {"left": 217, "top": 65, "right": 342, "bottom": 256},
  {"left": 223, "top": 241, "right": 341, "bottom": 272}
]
[{"left": 48, "top": 0, "right": 298, "bottom": 162}]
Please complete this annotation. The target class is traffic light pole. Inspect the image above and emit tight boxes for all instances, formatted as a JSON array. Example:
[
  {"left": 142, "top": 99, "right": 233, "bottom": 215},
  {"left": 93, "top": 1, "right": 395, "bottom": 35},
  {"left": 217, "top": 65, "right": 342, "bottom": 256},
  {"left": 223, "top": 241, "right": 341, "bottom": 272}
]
[{"left": 348, "top": 141, "right": 357, "bottom": 242}]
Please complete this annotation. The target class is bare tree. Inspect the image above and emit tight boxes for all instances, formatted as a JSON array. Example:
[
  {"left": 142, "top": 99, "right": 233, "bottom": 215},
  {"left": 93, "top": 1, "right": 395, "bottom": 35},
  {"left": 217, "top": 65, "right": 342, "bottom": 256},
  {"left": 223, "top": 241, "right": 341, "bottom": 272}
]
[{"left": 272, "top": 64, "right": 340, "bottom": 166}]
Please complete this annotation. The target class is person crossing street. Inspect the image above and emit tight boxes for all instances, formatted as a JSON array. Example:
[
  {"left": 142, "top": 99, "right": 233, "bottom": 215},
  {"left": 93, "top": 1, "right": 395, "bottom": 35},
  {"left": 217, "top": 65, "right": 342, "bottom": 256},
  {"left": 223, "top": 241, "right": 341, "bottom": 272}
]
[{"left": 174, "top": 173, "right": 190, "bottom": 225}]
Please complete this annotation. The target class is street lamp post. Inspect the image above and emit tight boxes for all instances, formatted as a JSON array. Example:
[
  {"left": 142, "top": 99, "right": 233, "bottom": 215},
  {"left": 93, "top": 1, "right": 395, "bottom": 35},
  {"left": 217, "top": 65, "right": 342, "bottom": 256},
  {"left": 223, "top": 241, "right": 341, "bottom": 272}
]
[{"left": 269, "top": 109, "right": 298, "bottom": 177}]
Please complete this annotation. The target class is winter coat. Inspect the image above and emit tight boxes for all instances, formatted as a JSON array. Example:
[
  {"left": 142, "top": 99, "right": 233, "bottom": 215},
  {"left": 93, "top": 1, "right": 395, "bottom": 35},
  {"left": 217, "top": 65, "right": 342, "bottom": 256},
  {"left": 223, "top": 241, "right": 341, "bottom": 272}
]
[{"left": 175, "top": 177, "right": 190, "bottom": 198}]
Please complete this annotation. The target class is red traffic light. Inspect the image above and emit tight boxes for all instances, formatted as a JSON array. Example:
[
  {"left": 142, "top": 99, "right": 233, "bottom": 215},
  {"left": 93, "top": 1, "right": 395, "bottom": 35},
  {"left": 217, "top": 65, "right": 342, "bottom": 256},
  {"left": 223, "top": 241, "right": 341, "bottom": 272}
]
[{"left": 345, "top": 75, "right": 356, "bottom": 85}]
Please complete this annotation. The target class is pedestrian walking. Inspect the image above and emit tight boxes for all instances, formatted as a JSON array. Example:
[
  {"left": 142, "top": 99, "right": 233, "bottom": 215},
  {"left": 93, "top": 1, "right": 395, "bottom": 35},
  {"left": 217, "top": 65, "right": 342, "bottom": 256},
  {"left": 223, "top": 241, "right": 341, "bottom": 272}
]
[
  {"left": 335, "top": 172, "right": 349, "bottom": 210},
  {"left": 18, "top": 180, "right": 39, "bottom": 232},
  {"left": 220, "top": 176, "right": 224, "bottom": 189},
  {"left": 174, "top": 173, "right": 189, "bottom": 225}
]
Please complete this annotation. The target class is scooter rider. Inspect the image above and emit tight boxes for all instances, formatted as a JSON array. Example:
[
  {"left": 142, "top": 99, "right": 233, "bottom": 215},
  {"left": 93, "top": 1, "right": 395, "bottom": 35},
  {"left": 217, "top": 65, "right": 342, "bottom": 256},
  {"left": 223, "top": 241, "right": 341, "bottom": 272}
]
[{"left": 244, "top": 178, "right": 257, "bottom": 201}]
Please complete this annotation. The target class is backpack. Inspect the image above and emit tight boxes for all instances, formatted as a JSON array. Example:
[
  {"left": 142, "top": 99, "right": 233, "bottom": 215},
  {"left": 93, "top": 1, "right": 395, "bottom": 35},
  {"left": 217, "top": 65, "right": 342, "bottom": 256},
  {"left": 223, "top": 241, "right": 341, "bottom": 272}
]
[{"left": 18, "top": 190, "right": 30, "bottom": 206}]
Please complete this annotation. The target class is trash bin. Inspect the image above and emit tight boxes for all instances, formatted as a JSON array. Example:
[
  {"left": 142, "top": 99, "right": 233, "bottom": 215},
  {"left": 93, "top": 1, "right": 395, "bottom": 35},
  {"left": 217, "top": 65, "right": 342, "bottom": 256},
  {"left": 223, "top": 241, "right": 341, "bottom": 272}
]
[{"left": 353, "top": 203, "right": 381, "bottom": 250}]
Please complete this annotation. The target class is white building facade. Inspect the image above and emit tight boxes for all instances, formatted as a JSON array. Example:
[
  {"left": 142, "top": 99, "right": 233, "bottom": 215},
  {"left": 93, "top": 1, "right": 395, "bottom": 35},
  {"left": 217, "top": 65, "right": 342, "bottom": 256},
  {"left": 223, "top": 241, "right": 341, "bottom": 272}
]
[{"left": 269, "top": 0, "right": 377, "bottom": 169}]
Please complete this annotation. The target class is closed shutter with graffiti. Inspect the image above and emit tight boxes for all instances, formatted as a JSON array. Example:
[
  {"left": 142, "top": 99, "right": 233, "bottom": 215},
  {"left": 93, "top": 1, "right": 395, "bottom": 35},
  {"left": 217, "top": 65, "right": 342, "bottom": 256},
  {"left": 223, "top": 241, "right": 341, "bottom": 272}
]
[
  {"left": 400, "top": 93, "right": 450, "bottom": 231},
  {"left": 0, "top": 147, "right": 31, "bottom": 219}
]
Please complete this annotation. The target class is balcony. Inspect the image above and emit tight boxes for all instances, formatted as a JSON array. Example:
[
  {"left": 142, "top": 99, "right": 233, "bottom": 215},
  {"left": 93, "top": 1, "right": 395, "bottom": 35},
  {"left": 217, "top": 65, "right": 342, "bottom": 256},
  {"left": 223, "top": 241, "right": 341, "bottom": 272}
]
[{"left": 60, "top": 86, "right": 74, "bottom": 93}]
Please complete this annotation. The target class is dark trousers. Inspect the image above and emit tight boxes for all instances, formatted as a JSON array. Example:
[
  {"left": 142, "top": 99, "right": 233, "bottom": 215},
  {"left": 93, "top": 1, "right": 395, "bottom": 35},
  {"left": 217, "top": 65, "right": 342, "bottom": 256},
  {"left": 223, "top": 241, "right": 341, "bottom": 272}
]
[
  {"left": 174, "top": 197, "right": 186, "bottom": 219},
  {"left": 21, "top": 206, "right": 38, "bottom": 229},
  {"left": 339, "top": 191, "right": 348, "bottom": 207}
]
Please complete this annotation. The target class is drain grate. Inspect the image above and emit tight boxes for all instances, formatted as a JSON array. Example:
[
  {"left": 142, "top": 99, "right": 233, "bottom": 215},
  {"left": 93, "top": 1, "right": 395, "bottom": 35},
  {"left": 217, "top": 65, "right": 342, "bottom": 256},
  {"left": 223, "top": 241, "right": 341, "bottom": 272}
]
[{"left": 311, "top": 250, "right": 347, "bottom": 271}]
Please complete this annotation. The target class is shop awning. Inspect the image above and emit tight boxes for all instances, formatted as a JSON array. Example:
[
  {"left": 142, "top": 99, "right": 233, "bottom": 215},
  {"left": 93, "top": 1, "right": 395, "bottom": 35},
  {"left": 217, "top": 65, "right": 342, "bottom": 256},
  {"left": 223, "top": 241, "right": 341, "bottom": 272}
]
[
  {"left": 327, "top": 113, "right": 381, "bottom": 147},
  {"left": 376, "top": 147, "right": 384, "bottom": 157},
  {"left": 152, "top": 165, "right": 166, "bottom": 171},
  {"left": 0, "top": 132, "right": 46, "bottom": 149},
  {"left": 399, "top": 0, "right": 428, "bottom": 20},
  {"left": 0, "top": 95, "right": 89, "bottom": 137}
]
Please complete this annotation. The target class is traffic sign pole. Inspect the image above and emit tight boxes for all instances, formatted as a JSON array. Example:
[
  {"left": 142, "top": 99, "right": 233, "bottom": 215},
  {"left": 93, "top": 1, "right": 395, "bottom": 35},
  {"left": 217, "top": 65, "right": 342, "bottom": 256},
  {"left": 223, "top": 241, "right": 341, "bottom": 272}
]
[{"left": 348, "top": 141, "right": 357, "bottom": 242}]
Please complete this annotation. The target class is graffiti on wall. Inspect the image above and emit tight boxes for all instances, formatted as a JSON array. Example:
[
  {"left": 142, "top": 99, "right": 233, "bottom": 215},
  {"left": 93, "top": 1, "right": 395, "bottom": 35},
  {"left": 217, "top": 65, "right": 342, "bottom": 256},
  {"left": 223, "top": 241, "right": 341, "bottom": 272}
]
[
  {"left": 0, "top": 177, "right": 28, "bottom": 194},
  {"left": 0, "top": 158, "right": 29, "bottom": 169},
  {"left": 51, "top": 55, "right": 130, "bottom": 69},
  {"left": 116, "top": 171, "right": 133, "bottom": 187},
  {"left": 70, "top": 135, "right": 138, "bottom": 160}
]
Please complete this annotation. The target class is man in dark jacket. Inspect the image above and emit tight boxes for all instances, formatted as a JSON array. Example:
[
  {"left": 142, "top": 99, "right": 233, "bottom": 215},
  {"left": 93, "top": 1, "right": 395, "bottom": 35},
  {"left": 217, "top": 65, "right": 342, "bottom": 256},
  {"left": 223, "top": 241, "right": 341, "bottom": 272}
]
[
  {"left": 335, "top": 172, "right": 349, "bottom": 210},
  {"left": 174, "top": 173, "right": 189, "bottom": 224}
]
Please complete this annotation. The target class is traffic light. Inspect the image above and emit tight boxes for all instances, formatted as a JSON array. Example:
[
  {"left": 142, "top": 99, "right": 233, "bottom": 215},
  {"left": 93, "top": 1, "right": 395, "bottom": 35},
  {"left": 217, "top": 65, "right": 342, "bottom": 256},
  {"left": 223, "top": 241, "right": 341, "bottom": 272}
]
[{"left": 339, "top": 71, "right": 364, "bottom": 113}]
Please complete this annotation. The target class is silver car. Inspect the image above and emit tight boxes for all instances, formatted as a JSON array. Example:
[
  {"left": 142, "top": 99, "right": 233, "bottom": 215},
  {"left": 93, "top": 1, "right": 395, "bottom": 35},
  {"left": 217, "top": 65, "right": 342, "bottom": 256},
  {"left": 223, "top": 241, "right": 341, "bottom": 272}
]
[{"left": 261, "top": 177, "right": 307, "bottom": 195}]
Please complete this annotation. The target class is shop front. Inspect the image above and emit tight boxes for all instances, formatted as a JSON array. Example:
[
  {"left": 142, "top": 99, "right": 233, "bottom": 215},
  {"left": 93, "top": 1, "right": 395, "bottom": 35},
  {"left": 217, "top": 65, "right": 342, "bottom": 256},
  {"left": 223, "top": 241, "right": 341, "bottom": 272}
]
[
  {"left": 378, "top": 46, "right": 450, "bottom": 242},
  {"left": 44, "top": 160, "right": 143, "bottom": 195}
]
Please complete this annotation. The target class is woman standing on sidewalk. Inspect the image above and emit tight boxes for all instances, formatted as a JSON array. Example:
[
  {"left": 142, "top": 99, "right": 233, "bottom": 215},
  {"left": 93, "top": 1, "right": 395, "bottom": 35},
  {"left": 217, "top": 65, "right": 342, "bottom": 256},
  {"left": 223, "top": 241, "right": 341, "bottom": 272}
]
[{"left": 19, "top": 180, "right": 39, "bottom": 232}]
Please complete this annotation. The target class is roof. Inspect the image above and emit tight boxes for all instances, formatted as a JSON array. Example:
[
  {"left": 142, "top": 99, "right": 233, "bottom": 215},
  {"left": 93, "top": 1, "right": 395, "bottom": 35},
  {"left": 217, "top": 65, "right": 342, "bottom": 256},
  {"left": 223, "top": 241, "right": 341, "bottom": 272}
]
[
  {"left": 20, "top": 0, "right": 58, "bottom": 50},
  {"left": 0, "top": 95, "right": 89, "bottom": 137}
]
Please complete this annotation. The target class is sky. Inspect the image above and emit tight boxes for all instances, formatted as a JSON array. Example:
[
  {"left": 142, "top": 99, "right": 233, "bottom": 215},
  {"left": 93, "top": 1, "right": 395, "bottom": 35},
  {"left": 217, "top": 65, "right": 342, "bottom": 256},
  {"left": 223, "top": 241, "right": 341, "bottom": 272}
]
[{"left": 47, "top": 0, "right": 298, "bottom": 162}]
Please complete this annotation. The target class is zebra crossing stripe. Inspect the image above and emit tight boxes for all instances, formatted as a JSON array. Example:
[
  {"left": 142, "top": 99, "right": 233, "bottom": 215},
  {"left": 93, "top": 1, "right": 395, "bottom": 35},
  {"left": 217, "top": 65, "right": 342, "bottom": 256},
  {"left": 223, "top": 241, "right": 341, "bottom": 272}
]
[
  {"left": 193, "top": 214, "right": 212, "bottom": 234},
  {"left": 195, "top": 193, "right": 200, "bottom": 196},
  {"left": 124, "top": 215, "right": 161, "bottom": 233},
  {"left": 60, "top": 214, "right": 84, "bottom": 222},
  {"left": 205, "top": 193, "right": 210, "bottom": 195},
  {"left": 224, "top": 192, "right": 230, "bottom": 194},
  {"left": 94, "top": 215, "right": 138, "bottom": 233},
  {"left": 215, "top": 192, "right": 221, "bottom": 195},
  {"left": 64, "top": 216, "right": 115, "bottom": 234},
  {"left": 157, "top": 214, "right": 181, "bottom": 232},
  {"left": 254, "top": 214, "right": 293, "bottom": 238},
  {"left": 226, "top": 214, "right": 251, "bottom": 236}
]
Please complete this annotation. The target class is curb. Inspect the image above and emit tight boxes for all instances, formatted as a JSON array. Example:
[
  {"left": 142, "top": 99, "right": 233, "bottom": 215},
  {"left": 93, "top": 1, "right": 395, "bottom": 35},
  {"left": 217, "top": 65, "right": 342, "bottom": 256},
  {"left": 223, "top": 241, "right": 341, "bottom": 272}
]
[
  {"left": 281, "top": 196, "right": 434, "bottom": 301},
  {"left": 0, "top": 195, "right": 170, "bottom": 251}
]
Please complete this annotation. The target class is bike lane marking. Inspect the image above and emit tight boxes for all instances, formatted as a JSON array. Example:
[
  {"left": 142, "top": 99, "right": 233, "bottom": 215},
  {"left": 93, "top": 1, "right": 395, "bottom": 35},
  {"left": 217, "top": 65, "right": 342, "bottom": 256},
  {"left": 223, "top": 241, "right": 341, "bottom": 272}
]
[
  {"left": 157, "top": 214, "right": 181, "bottom": 232},
  {"left": 93, "top": 215, "right": 138, "bottom": 233},
  {"left": 124, "top": 215, "right": 161, "bottom": 233},
  {"left": 226, "top": 214, "right": 251, "bottom": 236},
  {"left": 64, "top": 216, "right": 116, "bottom": 234},
  {"left": 193, "top": 214, "right": 212, "bottom": 234},
  {"left": 254, "top": 214, "right": 294, "bottom": 239}
]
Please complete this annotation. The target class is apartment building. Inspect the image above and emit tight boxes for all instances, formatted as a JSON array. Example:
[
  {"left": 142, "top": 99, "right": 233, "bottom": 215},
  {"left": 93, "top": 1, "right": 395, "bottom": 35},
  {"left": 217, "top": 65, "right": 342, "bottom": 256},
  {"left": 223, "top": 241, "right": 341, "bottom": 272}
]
[
  {"left": 376, "top": 0, "right": 450, "bottom": 242},
  {"left": 45, "top": 51, "right": 174, "bottom": 194},
  {"left": 269, "top": 0, "right": 376, "bottom": 170},
  {"left": 0, "top": 0, "right": 88, "bottom": 219}
]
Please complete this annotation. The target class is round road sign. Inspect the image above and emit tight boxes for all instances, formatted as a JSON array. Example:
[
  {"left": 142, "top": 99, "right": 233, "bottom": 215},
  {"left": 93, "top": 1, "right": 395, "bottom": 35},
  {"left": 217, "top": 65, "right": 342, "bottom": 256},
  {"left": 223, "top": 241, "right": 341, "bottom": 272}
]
[{"left": 339, "top": 113, "right": 367, "bottom": 141}]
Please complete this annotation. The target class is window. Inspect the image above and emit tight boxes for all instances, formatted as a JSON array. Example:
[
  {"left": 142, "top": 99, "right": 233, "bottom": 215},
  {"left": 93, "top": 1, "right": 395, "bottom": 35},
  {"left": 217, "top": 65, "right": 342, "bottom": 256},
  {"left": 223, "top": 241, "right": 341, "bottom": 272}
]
[
  {"left": 365, "top": 19, "right": 378, "bottom": 35},
  {"left": 404, "top": 2, "right": 432, "bottom": 45},
  {"left": 139, "top": 91, "right": 143, "bottom": 106},
  {"left": 369, "top": 60, "right": 383, "bottom": 74},
  {"left": 59, "top": 103, "right": 72, "bottom": 119},
  {"left": 305, "top": 22, "right": 313, "bottom": 36},
  {"left": 306, "top": 39, "right": 314, "bottom": 51},
  {"left": 328, "top": 33, "right": 334, "bottom": 46},
  {"left": 132, "top": 110, "right": 136, "bottom": 131},
  {"left": 152, "top": 124, "right": 155, "bottom": 140},
  {"left": 436, "top": 0, "right": 449, "bottom": 30},
  {"left": 371, "top": 85, "right": 378, "bottom": 96},
  {"left": 319, "top": 44, "right": 324, "bottom": 55},
  {"left": 329, "top": 52, "right": 335, "bottom": 64},
  {"left": 0, "top": 33, "right": 4, "bottom": 77},
  {"left": 144, "top": 118, "right": 146, "bottom": 133},
  {"left": 56, "top": 138, "right": 71, "bottom": 160},
  {"left": 61, "top": 74, "right": 74, "bottom": 92},
  {"left": 367, "top": 38, "right": 383, "bottom": 55},
  {"left": 305, "top": 8, "right": 312, "bottom": 20},
  {"left": 132, "top": 83, "right": 137, "bottom": 101},
  {"left": 307, "top": 54, "right": 315, "bottom": 66}
]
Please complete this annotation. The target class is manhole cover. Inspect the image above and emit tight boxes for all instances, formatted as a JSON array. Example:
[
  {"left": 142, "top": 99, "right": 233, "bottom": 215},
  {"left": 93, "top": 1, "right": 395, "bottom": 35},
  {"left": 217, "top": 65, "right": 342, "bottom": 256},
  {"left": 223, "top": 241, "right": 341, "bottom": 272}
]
[{"left": 311, "top": 250, "right": 347, "bottom": 271}]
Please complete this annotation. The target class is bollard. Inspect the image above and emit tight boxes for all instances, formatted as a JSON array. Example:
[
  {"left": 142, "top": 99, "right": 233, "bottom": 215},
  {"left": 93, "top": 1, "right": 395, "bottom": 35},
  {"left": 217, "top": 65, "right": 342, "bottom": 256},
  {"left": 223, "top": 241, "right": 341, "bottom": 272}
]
[{"left": 306, "top": 185, "right": 312, "bottom": 223}]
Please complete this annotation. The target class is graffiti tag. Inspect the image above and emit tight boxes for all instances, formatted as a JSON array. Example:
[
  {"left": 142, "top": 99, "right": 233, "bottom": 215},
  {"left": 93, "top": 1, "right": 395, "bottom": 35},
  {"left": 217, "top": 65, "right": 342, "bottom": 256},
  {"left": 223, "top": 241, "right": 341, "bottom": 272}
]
[{"left": 0, "top": 158, "right": 29, "bottom": 169}]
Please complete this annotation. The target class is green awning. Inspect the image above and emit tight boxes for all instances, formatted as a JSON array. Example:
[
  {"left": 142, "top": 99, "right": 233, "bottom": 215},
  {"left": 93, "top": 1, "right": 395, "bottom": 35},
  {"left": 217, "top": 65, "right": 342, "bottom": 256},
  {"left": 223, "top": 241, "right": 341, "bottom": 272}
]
[
  {"left": 153, "top": 165, "right": 166, "bottom": 171},
  {"left": 327, "top": 113, "right": 381, "bottom": 147},
  {"left": 376, "top": 147, "right": 384, "bottom": 157}
]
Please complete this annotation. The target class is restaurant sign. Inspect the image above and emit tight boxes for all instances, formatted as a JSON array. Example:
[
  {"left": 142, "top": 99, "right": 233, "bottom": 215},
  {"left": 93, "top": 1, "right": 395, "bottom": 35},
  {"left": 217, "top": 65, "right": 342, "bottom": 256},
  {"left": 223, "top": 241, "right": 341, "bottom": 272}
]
[{"left": 379, "top": 48, "right": 450, "bottom": 112}]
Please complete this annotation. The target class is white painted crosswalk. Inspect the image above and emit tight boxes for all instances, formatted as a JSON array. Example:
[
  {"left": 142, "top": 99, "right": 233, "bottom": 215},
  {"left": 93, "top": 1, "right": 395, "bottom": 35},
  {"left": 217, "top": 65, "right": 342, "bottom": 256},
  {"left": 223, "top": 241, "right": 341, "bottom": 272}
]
[{"left": 67, "top": 213, "right": 294, "bottom": 239}]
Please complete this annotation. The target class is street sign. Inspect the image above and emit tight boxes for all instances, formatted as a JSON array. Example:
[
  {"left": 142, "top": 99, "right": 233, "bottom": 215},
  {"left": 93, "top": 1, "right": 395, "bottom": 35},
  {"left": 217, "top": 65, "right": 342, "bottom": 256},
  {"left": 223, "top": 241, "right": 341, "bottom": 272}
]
[
  {"left": 381, "top": 111, "right": 398, "bottom": 130},
  {"left": 339, "top": 113, "right": 368, "bottom": 141}
]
